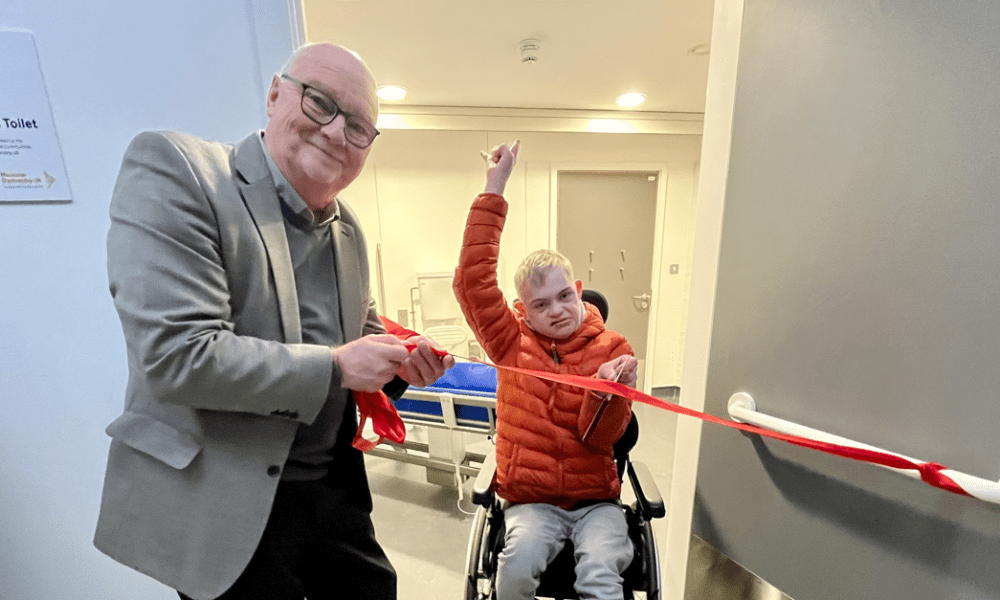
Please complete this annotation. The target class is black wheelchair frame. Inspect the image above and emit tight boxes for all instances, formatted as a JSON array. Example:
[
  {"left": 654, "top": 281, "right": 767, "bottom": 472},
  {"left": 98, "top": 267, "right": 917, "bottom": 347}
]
[{"left": 463, "top": 442, "right": 666, "bottom": 600}]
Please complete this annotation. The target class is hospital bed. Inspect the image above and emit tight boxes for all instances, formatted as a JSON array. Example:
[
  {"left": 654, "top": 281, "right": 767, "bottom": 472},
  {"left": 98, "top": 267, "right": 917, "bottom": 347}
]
[{"left": 367, "top": 361, "right": 497, "bottom": 487}]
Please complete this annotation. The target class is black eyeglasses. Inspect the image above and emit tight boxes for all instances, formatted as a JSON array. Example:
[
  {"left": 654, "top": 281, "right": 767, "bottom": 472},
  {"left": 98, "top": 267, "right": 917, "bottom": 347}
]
[{"left": 279, "top": 74, "right": 380, "bottom": 149}]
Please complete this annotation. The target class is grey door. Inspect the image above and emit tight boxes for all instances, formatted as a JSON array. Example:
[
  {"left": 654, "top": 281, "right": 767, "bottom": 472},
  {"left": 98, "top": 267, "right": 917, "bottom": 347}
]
[
  {"left": 556, "top": 171, "right": 657, "bottom": 360},
  {"left": 556, "top": 171, "right": 658, "bottom": 360}
]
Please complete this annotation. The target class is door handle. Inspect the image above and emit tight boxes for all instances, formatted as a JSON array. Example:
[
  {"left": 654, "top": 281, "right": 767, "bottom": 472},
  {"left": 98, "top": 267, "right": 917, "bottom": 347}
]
[{"left": 631, "top": 293, "right": 651, "bottom": 311}]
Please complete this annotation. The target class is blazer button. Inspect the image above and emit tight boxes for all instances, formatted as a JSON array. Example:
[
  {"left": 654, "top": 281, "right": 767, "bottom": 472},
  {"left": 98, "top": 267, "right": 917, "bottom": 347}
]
[{"left": 267, "top": 465, "right": 281, "bottom": 477}]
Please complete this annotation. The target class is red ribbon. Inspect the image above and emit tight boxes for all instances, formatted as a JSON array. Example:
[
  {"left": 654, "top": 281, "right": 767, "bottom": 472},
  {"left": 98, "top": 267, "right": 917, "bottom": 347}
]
[
  {"left": 352, "top": 390, "right": 404, "bottom": 452},
  {"left": 352, "top": 320, "right": 969, "bottom": 498},
  {"left": 351, "top": 341, "right": 432, "bottom": 452},
  {"left": 492, "top": 364, "right": 969, "bottom": 497},
  {"left": 350, "top": 318, "right": 423, "bottom": 452}
]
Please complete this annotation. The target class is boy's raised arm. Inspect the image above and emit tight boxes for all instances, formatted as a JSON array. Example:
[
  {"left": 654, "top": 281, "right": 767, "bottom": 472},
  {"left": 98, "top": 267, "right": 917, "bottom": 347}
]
[{"left": 453, "top": 140, "right": 523, "bottom": 365}]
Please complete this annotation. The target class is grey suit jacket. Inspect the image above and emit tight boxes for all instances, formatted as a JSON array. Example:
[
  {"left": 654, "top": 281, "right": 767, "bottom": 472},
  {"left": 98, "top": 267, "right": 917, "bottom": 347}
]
[{"left": 95, "top": 131, "right": 385, "bottom": 599}]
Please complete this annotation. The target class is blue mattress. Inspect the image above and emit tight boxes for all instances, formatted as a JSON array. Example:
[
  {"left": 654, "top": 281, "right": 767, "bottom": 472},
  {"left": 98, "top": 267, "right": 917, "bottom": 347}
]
[{"left": 394, "top": 362, "right": 497, "bottom": 423}]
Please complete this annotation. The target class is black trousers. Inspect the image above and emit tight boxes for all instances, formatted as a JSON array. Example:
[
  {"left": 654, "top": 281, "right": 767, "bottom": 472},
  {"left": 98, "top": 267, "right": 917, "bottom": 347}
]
[{"left": 179, "top": 472, "right": 396, "bottom": 600}]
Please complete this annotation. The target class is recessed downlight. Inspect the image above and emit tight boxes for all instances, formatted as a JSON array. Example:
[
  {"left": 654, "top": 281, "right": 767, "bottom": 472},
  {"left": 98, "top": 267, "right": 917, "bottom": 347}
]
[
  {"left": 616, "top": 92, "right": 647, "bottom": 108},
  {"left": 377, "top": 85, "right": 407, "bottom": 101}
]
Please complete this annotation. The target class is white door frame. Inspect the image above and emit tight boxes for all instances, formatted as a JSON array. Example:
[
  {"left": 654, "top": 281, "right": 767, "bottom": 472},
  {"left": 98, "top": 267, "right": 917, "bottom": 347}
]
[
  {"left": 548, "top": 162, "right": 669, "bottom": 394},
  {"left": 664, "top": 0, "right": 746, "bottom": 598}
]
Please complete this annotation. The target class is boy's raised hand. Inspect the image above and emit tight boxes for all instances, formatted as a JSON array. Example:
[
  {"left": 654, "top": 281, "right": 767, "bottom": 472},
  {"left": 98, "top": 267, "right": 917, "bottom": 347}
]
[{"left": 482, "top": 139, "right": 520, "bottom": 196}]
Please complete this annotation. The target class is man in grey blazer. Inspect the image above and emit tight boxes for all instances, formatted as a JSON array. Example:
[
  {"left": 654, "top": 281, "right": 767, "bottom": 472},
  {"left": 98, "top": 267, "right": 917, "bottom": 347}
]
[{"left": 96, "top": 43, "right": 453, "bottom": 600}]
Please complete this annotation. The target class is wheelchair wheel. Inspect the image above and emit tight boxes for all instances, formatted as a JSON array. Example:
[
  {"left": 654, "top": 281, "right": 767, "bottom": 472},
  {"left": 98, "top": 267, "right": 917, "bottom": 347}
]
[
  {"left": 464, "top": 504, "right": 496, "bottom": 600},
  {"left": 634, "top": 519, "right": 661, "bottom": 600},
  {"left": 620, "top": 504, "right": 662, "bottom": 600}
]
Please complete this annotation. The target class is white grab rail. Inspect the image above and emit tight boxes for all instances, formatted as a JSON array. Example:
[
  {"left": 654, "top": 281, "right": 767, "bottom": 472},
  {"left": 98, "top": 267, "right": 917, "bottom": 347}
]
[{"left": 727, "top": 392, "right": 1000, "bottom": 505}]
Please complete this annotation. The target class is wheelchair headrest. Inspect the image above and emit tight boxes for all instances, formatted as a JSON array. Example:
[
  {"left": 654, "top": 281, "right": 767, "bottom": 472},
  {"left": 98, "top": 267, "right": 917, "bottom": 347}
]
[{"left": 581, "top": 289, "right": 609, "bottom": 323}]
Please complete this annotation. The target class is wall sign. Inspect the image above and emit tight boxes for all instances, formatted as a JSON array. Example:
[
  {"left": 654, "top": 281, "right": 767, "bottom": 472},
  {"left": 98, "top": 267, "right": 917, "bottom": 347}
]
[{"left": 0, "top": 30, "right": 71, "bottom": 203}]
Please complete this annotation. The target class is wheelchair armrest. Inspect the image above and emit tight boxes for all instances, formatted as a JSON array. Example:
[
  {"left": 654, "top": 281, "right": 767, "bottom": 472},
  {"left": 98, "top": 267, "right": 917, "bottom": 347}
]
[
  {"left": 472, "top": 450, "right": 497, "bottom": 506},
  {"left": 627, "top": 460, "right": 666, "bottom": 519}
]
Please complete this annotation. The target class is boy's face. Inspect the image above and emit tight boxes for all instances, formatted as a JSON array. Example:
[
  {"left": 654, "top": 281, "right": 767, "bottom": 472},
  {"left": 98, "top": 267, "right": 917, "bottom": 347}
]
[{"left": 519, "top": 266, "right": 585, "bottom": 340}]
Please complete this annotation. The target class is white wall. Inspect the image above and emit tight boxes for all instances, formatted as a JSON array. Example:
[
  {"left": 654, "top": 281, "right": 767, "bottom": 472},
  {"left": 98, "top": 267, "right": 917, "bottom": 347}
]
[
  {"left": 0, "top": 1, "right": 297, "bottom": 598},
  {"left": 0, "top": 2, "right": 701, "bottom": 598},
  {"left": 348, "top": 128, "right": 702, "bottom": 386}
]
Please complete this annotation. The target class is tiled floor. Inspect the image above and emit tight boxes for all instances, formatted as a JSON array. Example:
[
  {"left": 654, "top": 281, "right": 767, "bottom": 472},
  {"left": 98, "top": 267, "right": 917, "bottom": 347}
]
[{"left": 367, "top": 388, "right": 679, "bottom": 600}]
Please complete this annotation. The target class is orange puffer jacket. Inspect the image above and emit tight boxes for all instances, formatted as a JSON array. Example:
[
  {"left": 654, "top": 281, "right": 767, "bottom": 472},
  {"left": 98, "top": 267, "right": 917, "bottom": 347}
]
[{"left": 453, "top": 193, "right": 633, "bottom": 509}]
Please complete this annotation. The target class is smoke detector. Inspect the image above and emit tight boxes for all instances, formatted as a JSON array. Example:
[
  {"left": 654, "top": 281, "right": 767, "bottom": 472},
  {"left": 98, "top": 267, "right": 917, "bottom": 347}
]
[{"left": 519, "top": 38, "right": 541, "bottom": 64}]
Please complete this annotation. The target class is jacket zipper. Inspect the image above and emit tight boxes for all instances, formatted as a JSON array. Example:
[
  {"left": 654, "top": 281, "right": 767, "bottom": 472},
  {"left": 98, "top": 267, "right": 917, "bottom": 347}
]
[{"left": 548, "top": 340, "right": 559, "bottom": 410}]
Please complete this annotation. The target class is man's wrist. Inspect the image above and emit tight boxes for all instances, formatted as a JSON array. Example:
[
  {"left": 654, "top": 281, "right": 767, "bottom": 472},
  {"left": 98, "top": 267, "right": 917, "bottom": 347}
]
[{"left": 329, "top": 347, "right": 344, "bottom": 394}]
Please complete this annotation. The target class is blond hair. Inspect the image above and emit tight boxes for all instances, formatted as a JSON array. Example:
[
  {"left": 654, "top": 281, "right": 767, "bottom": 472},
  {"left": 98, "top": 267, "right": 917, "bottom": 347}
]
[{"left": 514, "top": 249, "right": 575, "bottom": 298}]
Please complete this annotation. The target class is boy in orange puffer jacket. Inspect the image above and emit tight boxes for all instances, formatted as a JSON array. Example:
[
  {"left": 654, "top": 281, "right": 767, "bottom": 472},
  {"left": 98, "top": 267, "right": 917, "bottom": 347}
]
[{"left": 453, "top": 140, "right": 638, "bottom": 600}]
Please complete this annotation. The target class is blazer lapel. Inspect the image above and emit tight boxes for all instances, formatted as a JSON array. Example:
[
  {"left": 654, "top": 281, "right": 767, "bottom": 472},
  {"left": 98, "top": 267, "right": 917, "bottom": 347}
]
[
  {"left": 332, "top": 217, "right": 364, "bottom": 340},
  {"left": 234, "top": 133, "right": 302, "bottom": 344}
]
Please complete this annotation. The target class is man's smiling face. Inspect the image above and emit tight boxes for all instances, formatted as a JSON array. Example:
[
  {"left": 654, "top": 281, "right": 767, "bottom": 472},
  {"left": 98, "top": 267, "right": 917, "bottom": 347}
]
[{"left": 264, "top": 44, "right": 378, "bottom": 211}]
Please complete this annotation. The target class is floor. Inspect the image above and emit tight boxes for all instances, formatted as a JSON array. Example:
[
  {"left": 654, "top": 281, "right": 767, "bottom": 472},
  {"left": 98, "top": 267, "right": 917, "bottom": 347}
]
[
  {"left": 367, "top": 453, "right": 478, "bottom": 600},
  {"left": 367, "top": 388, "right": 680, "bottom": 600}
]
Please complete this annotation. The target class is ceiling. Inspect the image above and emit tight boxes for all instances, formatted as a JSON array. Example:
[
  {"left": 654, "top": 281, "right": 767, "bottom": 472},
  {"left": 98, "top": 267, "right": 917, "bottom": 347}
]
[{"left": 301, "top": 0, "right": 716, "bottom": 115}]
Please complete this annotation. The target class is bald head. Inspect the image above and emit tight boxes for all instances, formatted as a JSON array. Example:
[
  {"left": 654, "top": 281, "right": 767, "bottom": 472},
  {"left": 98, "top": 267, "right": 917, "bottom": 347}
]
[
  {"left": 281, "top": 43, "right": 379, "bottom": 120},
  {"left": 264, "top": 43, "right": 380, "bottom": 211}
]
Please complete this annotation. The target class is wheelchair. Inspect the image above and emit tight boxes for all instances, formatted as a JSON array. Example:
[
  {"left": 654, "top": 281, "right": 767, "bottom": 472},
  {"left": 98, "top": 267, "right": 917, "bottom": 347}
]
[{"left": 463, "top": 415, "right": 666, "bottom": 600}]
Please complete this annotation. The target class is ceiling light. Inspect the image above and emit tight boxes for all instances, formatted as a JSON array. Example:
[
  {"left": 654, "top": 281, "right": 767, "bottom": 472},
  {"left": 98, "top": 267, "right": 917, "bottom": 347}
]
[
  {"left": 377, "top": 85, "right": 407, "bottom": 101},
  {"left": 616, "top": 93, "right": 647, "bottom": 108}
]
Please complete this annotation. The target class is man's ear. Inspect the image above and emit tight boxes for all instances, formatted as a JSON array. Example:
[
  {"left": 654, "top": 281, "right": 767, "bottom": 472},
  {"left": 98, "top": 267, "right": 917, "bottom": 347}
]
[
  {"left": 575, "top": 280, "right": 584, "bottom": 297},
  {"left": 513, "top": 299, "right": 526, "bottom": 315},
  {"left": 265, "top": 74, "right": 281, "bottom": 118}
]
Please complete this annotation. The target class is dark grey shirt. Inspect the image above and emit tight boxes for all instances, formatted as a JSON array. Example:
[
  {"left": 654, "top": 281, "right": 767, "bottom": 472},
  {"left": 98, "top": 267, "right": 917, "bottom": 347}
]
[{"left": 258, "top": 132, "right": 351, "bottom": 481}]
